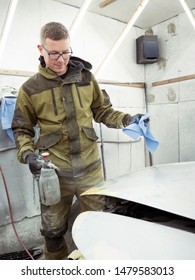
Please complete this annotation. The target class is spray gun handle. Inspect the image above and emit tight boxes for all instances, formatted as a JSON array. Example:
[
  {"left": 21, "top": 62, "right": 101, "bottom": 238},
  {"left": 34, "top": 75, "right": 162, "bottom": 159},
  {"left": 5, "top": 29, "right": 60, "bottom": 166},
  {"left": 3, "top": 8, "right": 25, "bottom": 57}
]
[{"left": 36, "top": 158, "right": 46, "bottom": 167}]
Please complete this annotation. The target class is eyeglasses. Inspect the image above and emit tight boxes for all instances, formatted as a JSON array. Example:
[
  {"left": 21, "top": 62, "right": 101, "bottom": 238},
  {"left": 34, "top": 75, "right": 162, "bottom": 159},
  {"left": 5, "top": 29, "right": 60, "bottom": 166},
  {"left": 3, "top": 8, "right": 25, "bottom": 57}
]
[{"left": 42, "top": 45, "right": 73, "bottom": 60}]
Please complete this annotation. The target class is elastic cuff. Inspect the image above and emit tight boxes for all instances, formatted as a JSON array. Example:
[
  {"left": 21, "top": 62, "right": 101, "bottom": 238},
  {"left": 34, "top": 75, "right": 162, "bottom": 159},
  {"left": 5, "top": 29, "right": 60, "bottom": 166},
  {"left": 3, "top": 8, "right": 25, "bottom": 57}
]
[{"left": 23, "top": 150, "right": 33, "bottom": 163}]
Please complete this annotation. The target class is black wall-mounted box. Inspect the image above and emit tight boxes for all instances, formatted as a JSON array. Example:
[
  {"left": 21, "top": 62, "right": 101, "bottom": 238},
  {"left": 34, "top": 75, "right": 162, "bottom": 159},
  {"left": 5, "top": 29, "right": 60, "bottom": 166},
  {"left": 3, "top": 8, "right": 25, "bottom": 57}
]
[{"left": 136, "top": 35, "right": 159, "bottom": 64}]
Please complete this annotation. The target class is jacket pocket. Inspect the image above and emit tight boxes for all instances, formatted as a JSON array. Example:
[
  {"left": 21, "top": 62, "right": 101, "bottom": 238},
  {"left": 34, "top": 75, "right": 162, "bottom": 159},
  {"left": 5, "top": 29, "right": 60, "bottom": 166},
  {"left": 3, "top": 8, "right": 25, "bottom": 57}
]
[
  {"left": 82, "top": 126, "right": 98, "bottom": 141},
  {"left": 35, "top": 130, "right": 63, "bottom": 150}
]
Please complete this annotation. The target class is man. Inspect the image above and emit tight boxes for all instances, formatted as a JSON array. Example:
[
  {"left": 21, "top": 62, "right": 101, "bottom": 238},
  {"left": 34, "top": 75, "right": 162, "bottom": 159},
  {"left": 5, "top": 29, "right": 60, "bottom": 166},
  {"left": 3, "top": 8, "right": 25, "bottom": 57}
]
[{"left": 12, "top": 22, "right": 143, "bottom": 259}]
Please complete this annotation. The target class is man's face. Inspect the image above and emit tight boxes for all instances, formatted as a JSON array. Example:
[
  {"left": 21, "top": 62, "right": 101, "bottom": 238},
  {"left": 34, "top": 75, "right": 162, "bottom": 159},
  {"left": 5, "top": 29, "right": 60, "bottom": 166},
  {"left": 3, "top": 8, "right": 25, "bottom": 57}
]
[{"left": 38, "top": 38, "right": 71, "bottom": 76}]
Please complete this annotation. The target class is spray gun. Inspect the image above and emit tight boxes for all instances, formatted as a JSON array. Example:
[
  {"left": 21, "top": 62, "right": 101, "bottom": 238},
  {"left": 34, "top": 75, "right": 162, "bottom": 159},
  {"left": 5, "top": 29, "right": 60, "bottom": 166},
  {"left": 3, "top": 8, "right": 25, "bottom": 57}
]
[
  {"left": 36, "top": 152, "right": 58, "bottom": 170},
  {"left": 35, "top": 152, "right": 61, "bottom": 206}
]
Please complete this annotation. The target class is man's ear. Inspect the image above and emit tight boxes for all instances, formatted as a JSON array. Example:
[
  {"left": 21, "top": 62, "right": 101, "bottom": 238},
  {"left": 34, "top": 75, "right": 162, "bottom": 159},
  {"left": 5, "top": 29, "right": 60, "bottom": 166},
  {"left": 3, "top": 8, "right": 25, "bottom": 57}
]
[{"left": 37, "top": 44, "right": 43, "bottom": 55}]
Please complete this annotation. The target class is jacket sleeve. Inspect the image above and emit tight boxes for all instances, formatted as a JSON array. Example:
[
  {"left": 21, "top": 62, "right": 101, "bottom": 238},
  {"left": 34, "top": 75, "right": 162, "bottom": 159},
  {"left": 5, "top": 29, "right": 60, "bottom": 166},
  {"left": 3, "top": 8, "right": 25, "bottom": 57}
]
[
  {"left": 12, "top": 87, "right": 37, "bottom": 163},
  {"left": 91, "top": 74, "right": 130, "bottom": 128}
]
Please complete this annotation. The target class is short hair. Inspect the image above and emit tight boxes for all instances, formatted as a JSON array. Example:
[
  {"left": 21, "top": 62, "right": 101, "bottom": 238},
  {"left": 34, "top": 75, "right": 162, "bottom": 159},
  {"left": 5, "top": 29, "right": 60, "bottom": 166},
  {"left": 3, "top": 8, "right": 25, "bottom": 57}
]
[{"left": 40, "top": 22, "right": 70, "bottom": 44}]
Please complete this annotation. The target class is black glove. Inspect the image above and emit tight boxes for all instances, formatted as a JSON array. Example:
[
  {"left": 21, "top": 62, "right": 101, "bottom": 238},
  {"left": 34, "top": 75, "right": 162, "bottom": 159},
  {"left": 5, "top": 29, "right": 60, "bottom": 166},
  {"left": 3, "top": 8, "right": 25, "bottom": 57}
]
[
  {"left": 26, "top": 152, "right": 42, "bottom": 176},
  {"left": 122, "top": 114, "right": 145, "bottom": 127}
]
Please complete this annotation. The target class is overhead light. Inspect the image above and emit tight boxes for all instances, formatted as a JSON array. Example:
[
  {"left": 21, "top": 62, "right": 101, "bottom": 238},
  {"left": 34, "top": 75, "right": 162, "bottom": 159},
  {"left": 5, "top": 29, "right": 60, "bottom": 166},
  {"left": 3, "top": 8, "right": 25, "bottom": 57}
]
[
  {"left": 95, "top": 0, "right": 149, "bottom": 77},
  {"left": 180, "top": 0, "right": 195, "bottom": 30},
  {"left": 99, "top": 0, "right": 117, "bottom": 8},
  {"left": 69, "top": 0, "right": 92, "bottom": 37},
  {"left": 0, "top": 0, "right": 18, "bottom": 62}
]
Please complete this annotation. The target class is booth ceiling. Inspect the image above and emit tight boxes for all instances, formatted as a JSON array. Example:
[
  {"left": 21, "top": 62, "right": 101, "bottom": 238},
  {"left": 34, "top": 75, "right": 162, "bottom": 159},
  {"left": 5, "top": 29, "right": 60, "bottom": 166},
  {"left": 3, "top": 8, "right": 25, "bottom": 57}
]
[
  {"left": 0, "top": 0, "right": 195, "bottom": 36},
  {"left": 53, "top": 0, "right": 195, "bottom": 29}
]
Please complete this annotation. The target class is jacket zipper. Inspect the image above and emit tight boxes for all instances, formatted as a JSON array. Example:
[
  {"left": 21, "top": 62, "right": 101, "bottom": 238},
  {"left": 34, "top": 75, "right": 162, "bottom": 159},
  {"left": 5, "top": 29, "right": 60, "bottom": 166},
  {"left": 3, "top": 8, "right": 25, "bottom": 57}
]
[
  {"left": 75, "top": 85, "right": 83, "bottom": 108},
  {"left": 51, "top": 88, "right": 58, "bottom": 115}
]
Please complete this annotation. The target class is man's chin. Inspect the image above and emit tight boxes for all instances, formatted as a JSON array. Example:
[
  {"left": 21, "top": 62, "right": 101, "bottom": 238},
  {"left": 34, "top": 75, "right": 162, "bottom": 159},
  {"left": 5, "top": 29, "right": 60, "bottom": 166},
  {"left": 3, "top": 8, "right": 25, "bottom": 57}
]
[
  {"left": 53, "top": 66, "right": 67, "bottom": 75},
  {"left": 51, "top": 69, "right": 64, "bottom": 76}
]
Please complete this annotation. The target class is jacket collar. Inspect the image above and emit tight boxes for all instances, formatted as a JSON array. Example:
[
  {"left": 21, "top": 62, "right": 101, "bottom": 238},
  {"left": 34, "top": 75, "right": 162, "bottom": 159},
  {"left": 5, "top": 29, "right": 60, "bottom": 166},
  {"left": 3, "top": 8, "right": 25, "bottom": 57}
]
[{"left": 38, "top": 55, "right": 92, "bottom": 83}]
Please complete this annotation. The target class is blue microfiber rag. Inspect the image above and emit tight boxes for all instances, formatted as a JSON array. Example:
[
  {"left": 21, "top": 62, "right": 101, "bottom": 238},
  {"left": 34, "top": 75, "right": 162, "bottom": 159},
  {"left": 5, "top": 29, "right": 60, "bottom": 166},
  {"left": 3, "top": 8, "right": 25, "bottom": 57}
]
[
  {"left": 0, "top": 96, "right": 17, "bottom": 143},
  {"left": 122, "top": 113, "right": 159, "bottom": 153}
]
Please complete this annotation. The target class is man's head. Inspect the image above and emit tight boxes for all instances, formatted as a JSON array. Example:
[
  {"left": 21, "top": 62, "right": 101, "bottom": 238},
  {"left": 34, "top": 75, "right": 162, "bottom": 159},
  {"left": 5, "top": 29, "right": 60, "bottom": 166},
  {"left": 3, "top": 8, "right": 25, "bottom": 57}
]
[
  {"left": 37, "top": 22, "right": 72, "bottom": 76},
  {"left": 40, "top": 22, "right": 70, "bottom": 44}
]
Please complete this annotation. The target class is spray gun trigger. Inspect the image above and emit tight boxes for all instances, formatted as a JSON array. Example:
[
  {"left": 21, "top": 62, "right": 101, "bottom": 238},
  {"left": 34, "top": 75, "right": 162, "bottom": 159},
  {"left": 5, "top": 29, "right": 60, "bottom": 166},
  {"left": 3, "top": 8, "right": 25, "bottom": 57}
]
[{"left": 36, "top": 157, "right": 58, "bottom": 170}]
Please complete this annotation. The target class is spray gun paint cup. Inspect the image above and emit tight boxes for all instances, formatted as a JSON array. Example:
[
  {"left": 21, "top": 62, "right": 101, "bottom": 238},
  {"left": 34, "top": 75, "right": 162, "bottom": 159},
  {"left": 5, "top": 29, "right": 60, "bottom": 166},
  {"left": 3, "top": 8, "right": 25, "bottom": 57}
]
[
  {"left": 38, "top": 168, "right": 61, "bottom": 205},
  {"left": 37, "top": 152, "right": 61, "bottom": 206}
]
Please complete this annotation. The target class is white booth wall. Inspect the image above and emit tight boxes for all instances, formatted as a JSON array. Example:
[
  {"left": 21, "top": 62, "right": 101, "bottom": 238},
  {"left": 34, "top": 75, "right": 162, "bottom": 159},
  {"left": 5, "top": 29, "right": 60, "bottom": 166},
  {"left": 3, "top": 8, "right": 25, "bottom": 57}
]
[{"left": 145, "top": 11, "right": 195, "bottom": 165}]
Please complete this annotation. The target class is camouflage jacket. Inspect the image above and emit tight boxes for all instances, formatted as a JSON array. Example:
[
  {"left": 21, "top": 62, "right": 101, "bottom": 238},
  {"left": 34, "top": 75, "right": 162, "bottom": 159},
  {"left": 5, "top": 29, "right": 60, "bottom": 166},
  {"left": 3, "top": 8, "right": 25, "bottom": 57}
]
[{"left": 12, "top": 57, "right": 128, "bottom": 177}]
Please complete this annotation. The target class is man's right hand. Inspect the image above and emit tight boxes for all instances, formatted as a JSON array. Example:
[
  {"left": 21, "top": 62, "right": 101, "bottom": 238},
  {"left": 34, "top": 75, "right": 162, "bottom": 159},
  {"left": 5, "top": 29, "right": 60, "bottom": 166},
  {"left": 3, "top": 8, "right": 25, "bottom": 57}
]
[
  {"left": 122, "top": 113, "right": 145, "bottom": 127},
  {"left": 26, "top": 152, "right": 42, "bottom": 176}
]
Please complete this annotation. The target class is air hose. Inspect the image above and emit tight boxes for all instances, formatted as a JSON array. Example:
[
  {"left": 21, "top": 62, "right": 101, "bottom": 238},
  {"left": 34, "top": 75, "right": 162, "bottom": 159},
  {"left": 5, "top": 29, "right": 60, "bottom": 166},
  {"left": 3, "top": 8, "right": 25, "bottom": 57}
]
[{"left": 0, "top": 165, "right": 34, "bottom": 260}]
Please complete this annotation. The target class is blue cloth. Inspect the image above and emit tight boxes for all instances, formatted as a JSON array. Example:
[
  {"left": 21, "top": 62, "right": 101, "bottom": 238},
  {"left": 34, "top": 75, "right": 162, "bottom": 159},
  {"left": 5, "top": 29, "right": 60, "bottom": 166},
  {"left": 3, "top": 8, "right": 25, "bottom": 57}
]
[
  {"left": 122, "top": 113, "right": 159, "bottom": 153},
  {"left": 0, "top": 97, "right": 17, "bottom": 143}
]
